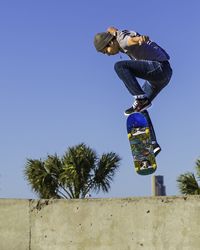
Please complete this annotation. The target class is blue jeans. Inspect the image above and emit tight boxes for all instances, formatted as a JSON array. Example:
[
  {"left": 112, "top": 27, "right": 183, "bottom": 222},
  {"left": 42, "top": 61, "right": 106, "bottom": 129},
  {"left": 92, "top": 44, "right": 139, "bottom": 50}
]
[{"left": 114, "top": 60, "right": 173, "bottom": 142}]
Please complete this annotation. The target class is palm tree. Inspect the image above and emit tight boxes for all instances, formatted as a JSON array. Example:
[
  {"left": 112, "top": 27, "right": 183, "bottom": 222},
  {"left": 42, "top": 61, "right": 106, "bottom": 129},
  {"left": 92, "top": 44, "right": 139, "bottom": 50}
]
[
  {"left": 24, "top": 143, "right": 121, "bottom": 199},
  {"left": 177, "top": 159, "right": 200, "bottom": 195}
]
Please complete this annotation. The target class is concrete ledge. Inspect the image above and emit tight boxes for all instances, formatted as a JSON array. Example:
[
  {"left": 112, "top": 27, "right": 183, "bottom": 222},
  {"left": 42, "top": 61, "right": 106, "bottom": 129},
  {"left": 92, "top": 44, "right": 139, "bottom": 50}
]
[
  {"left": 0, "top": 199, "right": 30, "bottom": 250},
  {"left": 1, "top": 196, "right": 200, "bottom": 250}
]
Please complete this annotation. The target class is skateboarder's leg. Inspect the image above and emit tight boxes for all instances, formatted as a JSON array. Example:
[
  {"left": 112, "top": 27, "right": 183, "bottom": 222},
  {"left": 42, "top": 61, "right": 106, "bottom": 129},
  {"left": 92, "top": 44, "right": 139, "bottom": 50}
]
[
  {"left": 114, "top": 60, "right": 147, "bottom": 97},
  {"left": 114, "top": 60, "right": 172, "bottom": 102},
  {"left": 141, "top": 61, "right": 173, "bottom": 102},
  {"left": 114, "top": 60, "right": 153, "bottom": 114}
]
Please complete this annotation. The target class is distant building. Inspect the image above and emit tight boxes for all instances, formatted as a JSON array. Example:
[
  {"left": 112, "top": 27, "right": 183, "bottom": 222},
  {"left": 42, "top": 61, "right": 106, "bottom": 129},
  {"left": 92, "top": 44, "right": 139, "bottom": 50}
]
[{"left": 152, "top": 175, "right": 166, "bottom": 196}]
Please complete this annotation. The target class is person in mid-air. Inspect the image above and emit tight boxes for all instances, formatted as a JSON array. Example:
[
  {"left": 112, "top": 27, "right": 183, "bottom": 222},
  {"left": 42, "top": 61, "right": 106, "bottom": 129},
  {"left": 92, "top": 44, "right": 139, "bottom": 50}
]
[{"left": 94, "top": 27, "right": 173, "bottom": 156}]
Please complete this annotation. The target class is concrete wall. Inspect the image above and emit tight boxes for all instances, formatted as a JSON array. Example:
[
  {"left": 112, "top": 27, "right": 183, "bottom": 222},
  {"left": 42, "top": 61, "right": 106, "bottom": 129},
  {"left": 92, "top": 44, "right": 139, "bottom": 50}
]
[{"left": 1, "top": 196, "right": 200, "bottom": 250}]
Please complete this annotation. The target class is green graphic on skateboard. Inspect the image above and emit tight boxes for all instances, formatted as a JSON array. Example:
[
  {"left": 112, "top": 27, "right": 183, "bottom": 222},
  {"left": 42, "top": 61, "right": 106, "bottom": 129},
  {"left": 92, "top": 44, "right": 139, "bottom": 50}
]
[{"left": 126, "top": 112, "right": 157, "bottom": 175}]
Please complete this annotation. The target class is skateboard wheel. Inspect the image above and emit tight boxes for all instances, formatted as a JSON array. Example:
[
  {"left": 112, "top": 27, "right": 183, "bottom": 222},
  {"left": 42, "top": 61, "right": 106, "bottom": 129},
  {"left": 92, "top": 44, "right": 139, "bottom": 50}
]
[
  {"left": 152, "top": 164, "right": 157, "bottom": 169},
  {"left": 128, "top": 133, "right": 132, "bottom": 139},
  {"left": 145, "top": 128, "right": 150, "bottom": 134}
]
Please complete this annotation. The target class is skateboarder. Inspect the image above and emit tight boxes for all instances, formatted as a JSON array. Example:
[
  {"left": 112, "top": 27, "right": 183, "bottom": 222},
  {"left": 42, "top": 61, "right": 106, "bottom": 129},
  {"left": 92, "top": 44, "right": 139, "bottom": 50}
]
[{"left": 94, "top": 27, "right": 173, "bottom": 156}]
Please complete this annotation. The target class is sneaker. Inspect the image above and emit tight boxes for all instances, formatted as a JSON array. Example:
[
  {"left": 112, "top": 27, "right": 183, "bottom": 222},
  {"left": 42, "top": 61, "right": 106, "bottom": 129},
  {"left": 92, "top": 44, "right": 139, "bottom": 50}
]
[
  {"left": 124, "top": 106, "right": 135, "bottom": 116},
  {"left": 124, "top": 98, "right": 152, "bottom": 116},
  {"left": 153, "top": 143, "right": 161, "bottom": 157}
]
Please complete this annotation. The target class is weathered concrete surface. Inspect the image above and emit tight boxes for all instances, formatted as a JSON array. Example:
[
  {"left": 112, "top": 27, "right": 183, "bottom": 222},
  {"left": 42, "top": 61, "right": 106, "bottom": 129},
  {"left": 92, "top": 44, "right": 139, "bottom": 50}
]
[
  {"left": 0, "top": 199, "right": 30, "bottom": 250},
  {"left": 1, "top": 196, "right": 200, "bottom": 250}
]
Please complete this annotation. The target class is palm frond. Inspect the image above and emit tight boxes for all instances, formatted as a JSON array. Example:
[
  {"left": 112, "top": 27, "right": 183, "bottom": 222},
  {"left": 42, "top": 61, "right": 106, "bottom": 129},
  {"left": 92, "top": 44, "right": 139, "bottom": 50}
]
[
  {"left": 61, "top": 143, "right": 97, "bottom": 198},
  {"left": 93, "top": 152, "right": 121, "bottom": 193},
  {"left": 177, "top": 172, "right": 200, "bottom": 195},
  {"left": 24, "top": 157, "right": 61, "bottom": 199},
  {"left": 24, "top": 143, "right": 121, "bottom": 199},
  {"left": 195, "top": 159, "right": 200, "bottom": 181}
]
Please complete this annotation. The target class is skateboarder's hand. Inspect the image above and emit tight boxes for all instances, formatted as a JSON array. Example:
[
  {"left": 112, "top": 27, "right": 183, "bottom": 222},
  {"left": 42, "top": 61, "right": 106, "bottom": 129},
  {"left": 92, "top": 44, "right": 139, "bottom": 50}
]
[
  {"left": 107, "top": 26, "right": 118, "bottom": 36},
  {"left": 128, "top": 35, "right": 149, "bottom": 46}
]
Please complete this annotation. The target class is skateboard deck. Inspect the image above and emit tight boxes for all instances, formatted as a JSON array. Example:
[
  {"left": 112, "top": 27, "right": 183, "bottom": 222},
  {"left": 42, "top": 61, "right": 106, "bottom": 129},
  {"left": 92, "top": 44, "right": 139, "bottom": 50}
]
[{"left": 126, "top": 112, "right": 157, "bottom": 175}]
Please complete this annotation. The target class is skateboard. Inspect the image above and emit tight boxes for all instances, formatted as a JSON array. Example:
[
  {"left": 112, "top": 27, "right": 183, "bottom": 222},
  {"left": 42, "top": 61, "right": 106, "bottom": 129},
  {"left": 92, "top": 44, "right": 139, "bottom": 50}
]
[{"left": 126, "top": 112, "right": 157, "bottom": 175}]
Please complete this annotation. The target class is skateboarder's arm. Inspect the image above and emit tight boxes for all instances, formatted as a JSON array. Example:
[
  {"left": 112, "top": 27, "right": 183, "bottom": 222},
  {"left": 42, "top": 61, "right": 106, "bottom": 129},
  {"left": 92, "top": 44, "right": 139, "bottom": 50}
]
[
  {"left": 107, "top": 27, "right": 149, "bottom": 46},
  {"left": 127, "top": 35, "right": 149, "bottom": 46}
]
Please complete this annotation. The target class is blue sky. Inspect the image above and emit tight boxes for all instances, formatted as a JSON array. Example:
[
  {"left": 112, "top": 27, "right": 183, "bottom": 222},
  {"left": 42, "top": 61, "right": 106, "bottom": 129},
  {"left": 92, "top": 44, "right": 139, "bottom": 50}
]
[{"left": 0, "top": 0, "right": 200, "bottom": 198}]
